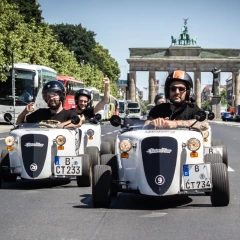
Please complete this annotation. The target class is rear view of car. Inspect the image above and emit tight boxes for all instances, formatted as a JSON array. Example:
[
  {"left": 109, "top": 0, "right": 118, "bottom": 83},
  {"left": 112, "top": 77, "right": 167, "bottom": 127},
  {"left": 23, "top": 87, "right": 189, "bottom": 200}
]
[{"left": 222, "top": 112, "right": 233, "bottom": 121}]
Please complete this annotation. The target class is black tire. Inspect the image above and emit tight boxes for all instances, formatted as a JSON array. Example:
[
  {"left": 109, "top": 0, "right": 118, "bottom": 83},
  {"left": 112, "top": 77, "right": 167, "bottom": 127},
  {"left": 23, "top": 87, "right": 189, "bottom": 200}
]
[
  {"left": 100, "top": 154, "right": 119, "bottom": 197},
  {"left": 204, "top": 153, "right": 223, "bottom": 164},
  {"left": 103, "top": 137, "right": 116, "bottom": 154},
  {"left": 100, "top": 142, "right": 112, "bottom": 155},
  {"left": 222, "top": 145, "right": 228, "bottom": 167},
  {"left": 76, "top": 154, "right": 92, "bottom": 187},
  {"left": 211, "top": 139, "right": 223, "bottom": 146},
  {"left": 85, "top": 146, "right": 100, "bottom": 168},
  {"left": 211, "top": 163, "right": 230, "bottom": 206},
  {"left": 92, "top": 165, "right": 112, "bottom": 208}
]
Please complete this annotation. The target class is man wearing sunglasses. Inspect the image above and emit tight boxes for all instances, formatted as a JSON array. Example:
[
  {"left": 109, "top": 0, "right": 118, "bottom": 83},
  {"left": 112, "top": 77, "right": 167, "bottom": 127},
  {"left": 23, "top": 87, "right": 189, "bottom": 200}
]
[
  {"left": 144, "top": 70, "right": 209, "bottom": 130},
  {"left": 16, "top": 80, "right": 82, "bottom": 129},
  {"left": 73, "top": 77, "right": 110, "bottom": 121}
]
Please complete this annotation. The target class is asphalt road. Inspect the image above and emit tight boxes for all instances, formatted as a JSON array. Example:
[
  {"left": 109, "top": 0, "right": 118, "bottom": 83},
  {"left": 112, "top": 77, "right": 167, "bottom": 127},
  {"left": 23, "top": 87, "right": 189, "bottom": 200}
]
[{"left": 0, "top": 122, "right": 240, "bottom": 240}]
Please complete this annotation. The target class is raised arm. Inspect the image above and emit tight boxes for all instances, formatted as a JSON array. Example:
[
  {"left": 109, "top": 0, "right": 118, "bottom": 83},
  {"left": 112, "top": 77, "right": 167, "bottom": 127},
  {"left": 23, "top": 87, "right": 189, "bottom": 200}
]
[{"left": 94, "top": 77, "right": 110, "bottom": 114}]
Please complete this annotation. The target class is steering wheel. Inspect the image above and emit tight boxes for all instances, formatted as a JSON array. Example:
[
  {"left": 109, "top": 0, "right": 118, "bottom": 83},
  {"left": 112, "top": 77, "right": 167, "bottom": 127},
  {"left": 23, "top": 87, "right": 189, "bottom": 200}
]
[{"left": 32, "top": 123, "right": 55, "bottom": 128}]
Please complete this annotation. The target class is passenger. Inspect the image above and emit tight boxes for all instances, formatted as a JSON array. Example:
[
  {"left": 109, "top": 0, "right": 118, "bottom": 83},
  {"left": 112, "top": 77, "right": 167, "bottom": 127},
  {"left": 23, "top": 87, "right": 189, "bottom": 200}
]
[
  {"left": 154, "top": 93, "right": 166, "bottom": 105},
  {"left": 73, "top": 77, "right": 110, "bottom": 120},
  {"left": 144, "top": 70, "right": 209, "bottom": 130},
  {"left": 16, "top": 80, "right": 82, "bottom": 129}
]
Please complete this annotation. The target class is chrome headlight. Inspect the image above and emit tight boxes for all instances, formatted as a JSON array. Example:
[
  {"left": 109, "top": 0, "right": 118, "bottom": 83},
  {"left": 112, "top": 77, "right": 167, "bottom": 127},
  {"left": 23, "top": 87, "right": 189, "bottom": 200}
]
[
  {"left": 187, "top": 138, "right": 200, "bottom": 151},
  {"left": 55, "top": 135, "right": 66, "bottom": 146},
  {"left": 119, "top": 139, "right": 132, "bottom": 152},
  {"left": 5, "top": 136, "right": 15, "bottom": 146},
  {"left": 202, "top": 130, "right": 209, "bottom": 139},
  {"left": 87, "top": 129, "right": 94, "bottom": 136}
]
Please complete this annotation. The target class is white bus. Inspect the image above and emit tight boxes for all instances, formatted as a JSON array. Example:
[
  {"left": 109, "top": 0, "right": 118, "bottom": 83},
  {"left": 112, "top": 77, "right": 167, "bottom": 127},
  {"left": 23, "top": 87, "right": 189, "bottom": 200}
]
[{"left": 0, "top": 63, "right": 57, "bottom": 123}]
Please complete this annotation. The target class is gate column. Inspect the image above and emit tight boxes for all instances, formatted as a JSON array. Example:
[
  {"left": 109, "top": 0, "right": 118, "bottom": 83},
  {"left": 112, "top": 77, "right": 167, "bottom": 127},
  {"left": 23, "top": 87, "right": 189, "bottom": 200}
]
[
  {"left": 129, "top": 71, "right": 136, "bottom": 102},
  {"left": 234, "top": 70, "right": 240, "bottom": 106},
  {"left": 149, "top": 71, "right": 155, "bottom": 104},
  {"left": 194, "top": 71, "right": 201, "bottom": 107}
]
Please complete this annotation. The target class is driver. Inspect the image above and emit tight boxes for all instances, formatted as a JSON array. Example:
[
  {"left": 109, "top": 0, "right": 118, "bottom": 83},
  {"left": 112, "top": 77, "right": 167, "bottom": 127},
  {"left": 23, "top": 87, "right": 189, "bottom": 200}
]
[
  {"left": 16, "top": 80, "right": 82, "bottom": 129},
  {"left": 72, "top": 76, "right": 110, "bottom": 121},
  {"left": 144, "top": 70, "right": 209, "bottom": 130},
  {"left": 154, "top": 93, "right": 166, "bottom": 105}
]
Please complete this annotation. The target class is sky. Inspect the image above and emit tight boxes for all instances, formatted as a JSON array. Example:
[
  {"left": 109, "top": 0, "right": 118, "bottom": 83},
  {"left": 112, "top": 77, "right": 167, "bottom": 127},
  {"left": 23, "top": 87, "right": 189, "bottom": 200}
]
[{"left": 38, "top": 0, "right": 240, "bottom": 100}]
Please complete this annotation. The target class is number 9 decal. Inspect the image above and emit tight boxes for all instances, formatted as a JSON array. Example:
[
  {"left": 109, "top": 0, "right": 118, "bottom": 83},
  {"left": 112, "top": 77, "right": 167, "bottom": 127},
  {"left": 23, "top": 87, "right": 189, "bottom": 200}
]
[{"left": 155, "top": 175, "right": 165, "bottom": 185}]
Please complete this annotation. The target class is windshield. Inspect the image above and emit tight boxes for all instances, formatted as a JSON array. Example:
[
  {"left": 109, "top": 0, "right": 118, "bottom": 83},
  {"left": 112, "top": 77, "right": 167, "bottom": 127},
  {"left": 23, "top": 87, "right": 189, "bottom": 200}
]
[
  {"left": 0, "top": 69, "right": 35, "bottom": 106},
  {"left": 119, "top": 102, "right": 125, "bottom": 113},
  {"left": 129, "top": 109, "right": 140, "bottom": 113},
  {"left": 128, "top": 103, "right": 139, "bottom": 108}
]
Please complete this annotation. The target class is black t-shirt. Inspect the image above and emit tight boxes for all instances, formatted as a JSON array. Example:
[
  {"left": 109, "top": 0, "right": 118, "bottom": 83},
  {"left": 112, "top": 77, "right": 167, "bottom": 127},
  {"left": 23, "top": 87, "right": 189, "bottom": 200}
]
[
  {"left": 71, "top": 107, "right": 95, "bottom": 120},
  {"left": 26, "top": 108, "right": 78, "bottom": 123},
  {"left": 148, "top": 102, "right": 201, "bottom": 120}
]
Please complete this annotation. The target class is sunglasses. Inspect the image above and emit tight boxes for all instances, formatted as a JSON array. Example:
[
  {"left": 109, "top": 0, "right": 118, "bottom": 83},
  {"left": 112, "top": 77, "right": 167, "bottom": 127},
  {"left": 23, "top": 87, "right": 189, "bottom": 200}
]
[{"left": 169, "top": 86, "right": 186, "bottom": 92}]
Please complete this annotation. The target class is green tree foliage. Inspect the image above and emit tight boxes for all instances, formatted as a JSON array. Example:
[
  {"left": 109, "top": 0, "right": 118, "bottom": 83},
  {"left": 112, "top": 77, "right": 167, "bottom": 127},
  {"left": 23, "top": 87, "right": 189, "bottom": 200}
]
[
  {"left": 7, "top": 0, "right": 43, "bottom": 24},
  {"left": 201, "top": 100, "right": 211, "bottom": 111},
  {"left": 0, "top": 0, "right": 120, "bottom": 98},
  {"left": 50, "top": 23, "right": 96, "bottom": 65},
  {"left": 50, "top": 24, "right": 120, "bottom": 96}
]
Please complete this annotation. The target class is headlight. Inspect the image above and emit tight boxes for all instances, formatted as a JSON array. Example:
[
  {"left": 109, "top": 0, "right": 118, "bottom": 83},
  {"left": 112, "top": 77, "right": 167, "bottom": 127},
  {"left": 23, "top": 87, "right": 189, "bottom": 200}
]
[
  {"left": 87, "top": 129, "right": 94, "bottom": 136},
  {"left": 55, "top": 135, "right": 66, "bottom": 146},
  {"left": 5, "top": 136, "right": 15, "bottom": 146},
  {"left": 202, "top": 130, "right": 209, "bottom": 139},
  {"left": 187, "top": 138, "right": 200, "bottom": 151},
  {"left": 119, "top": 139, "right": 132, "bottom": 152}
]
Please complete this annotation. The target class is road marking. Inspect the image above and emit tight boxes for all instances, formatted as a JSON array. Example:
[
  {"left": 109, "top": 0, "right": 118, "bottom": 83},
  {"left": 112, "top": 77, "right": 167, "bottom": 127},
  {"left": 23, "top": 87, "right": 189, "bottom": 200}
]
[
  {"left": 140, "top": 212, "right": 167, "bottom": 218},
  {"left": 106, "top": 132, "right": 112, "bottom": 135},
  {"left": 228, "top": 166, "right": 235, "bottom": 172},
  {"left": 0, "top": 138, "right": 4, "bottom": 141},
  {"left": 101, "top": 135, "right": 105, "bottom": 137},
  {"left": 113, "top": 130, "right": 118, "bottom": 132}
]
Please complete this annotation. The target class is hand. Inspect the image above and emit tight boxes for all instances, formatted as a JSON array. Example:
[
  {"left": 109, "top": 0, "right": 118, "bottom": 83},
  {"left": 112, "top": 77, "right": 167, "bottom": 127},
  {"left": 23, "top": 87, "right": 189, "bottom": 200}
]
[
  {"left": 102, "top": 76, "right": 110, "bottom": 85},
  {"left": 148, "top": 118, "right": 178, "bottom": 129},
  {"left": 25, "top": 102, "right": 35, "bottom": 113}
]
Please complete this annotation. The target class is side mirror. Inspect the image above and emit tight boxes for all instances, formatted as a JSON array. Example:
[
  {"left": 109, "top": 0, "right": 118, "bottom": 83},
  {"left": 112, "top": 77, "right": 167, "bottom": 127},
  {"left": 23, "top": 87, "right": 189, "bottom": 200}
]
[
  {"left": 71, "top": 116, "right": 80, "bottom": 125},
  {"left": 208, "top": 112, "right": 215, "bottom": 120},
  {"left": 110, "top": 115, "right": 121, "bottom": 127},
  {"left": 195, "top": 110, "right": 206, "bottom": 122},
  {"left": 4, "top": 113, "right": 12, "bottom": 123},
  {"left": 95, "top": 113, "right": 101, "bottom": 121}
]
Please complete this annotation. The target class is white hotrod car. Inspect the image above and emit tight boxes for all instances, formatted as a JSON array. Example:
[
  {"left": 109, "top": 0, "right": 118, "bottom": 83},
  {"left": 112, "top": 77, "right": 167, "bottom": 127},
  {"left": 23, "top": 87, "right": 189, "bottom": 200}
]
[
  {"left": 80, "top": 114, "right": 115, "bottom": 168},
  {"left": 92, "top": 111, "right": 230, "bottom": 208},
  {"left": 0, "top": 116, "right": 92, "bottom": 188}
]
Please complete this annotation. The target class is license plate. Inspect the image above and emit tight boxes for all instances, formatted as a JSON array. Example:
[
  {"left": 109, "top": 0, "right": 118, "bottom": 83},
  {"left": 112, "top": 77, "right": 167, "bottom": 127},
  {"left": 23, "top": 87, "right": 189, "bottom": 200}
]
[
  {"left": 204, "top": 147, "right": 222, "bottom": 155},
  {"left": 183, "top": 163, "right": 212, "bottom": 190},
  {"left": 54, "top": 156, "right": 82, "bottom": 176}
]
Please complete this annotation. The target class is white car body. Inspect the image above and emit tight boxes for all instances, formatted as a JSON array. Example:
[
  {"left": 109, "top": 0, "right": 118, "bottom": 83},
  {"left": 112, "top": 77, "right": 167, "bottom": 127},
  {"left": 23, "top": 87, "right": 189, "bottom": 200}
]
[
  {"left": 92, "top": 115, "right": 230, "bottom": 207},
  {"left": 1, "top": 124, "right": 88, "bottom": 181}
]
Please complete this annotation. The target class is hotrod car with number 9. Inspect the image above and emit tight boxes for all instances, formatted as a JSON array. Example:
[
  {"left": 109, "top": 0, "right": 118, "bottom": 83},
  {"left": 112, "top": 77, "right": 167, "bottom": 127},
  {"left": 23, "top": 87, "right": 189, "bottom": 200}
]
[{"left": 91, "top": 111, "right": 230, "bottom": 208}]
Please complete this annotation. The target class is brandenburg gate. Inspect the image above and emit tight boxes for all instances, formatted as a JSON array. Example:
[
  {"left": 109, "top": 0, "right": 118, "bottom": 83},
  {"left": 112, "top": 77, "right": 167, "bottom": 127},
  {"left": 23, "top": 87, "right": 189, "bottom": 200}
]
[{"left": 126, "top": 19, "right": 240, "bottom": 110}]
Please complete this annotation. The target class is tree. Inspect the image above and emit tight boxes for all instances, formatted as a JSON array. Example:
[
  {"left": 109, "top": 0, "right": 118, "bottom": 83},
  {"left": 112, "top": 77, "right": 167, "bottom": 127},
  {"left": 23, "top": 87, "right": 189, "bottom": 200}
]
[
  {"left": 50, "top": 23, "right": 96, "bottom": 64},
  {"left": 7, "top": 0, "right": 43, "bottom": 24}
]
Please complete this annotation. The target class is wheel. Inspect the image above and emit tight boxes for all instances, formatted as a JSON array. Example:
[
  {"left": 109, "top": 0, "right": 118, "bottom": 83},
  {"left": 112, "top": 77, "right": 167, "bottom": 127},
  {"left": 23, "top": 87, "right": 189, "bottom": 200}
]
[
  {"left": 211, "top": 163, "right": 230, "bottom": 206},
  {"left": 100, "top": 142, "right": 112, "bottom": 155},
  {"left": 222, "top": 145, "right": 228, "bottom": 167},
  {"left": 100, "top": 154, "right": 119, "bottom": 197},
  {"left": 211, "top": 139, "right": 223, "bottom": 146},
  {"left": 92, "top": 165, "right": 112, "bottom": 208},
  {"left": 204, "top": 153, "right": 223, "bottom": 164},
  {"left": 76, "top": 154, "right": 92, "bottom": 187},
  {"left": 85, "top": 146, "right": 100, "bottom": 168},
  {"left": 103, "top": 137, "right": 116, "bottom": 154}
]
